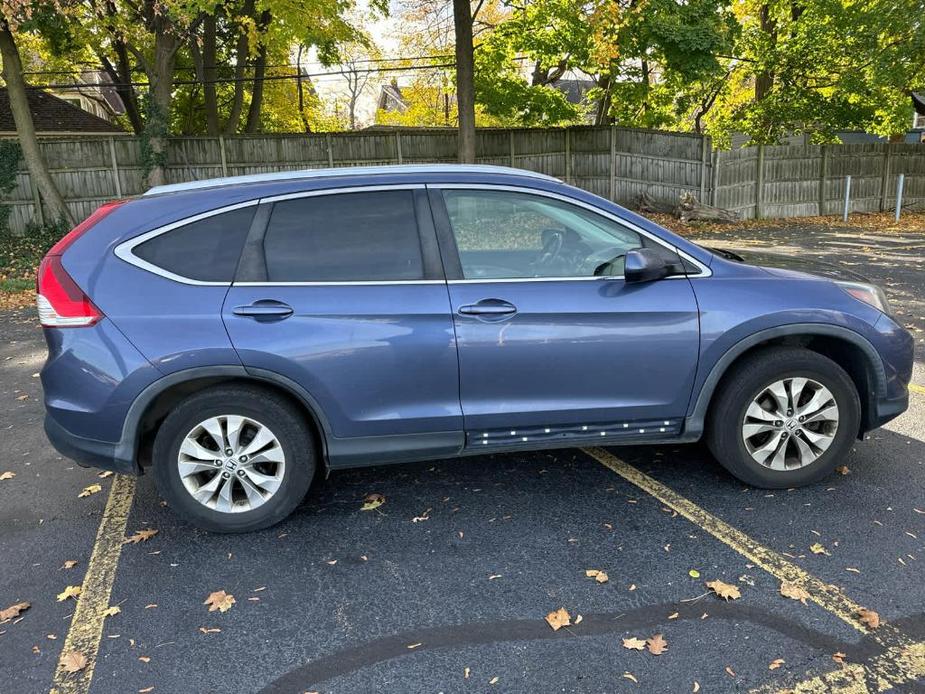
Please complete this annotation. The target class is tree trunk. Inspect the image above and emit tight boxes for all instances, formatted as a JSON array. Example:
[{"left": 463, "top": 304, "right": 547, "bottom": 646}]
[
  {"left": 100, "top": 47, "right": 144, "bottom": 134},
  {"left": 202, "top": 12, "right": 220, "bottom": 135},
  {"left": 296, "top": 44, "right": 311, "bottom": 133},
  {"left": 594, "top": 72, "right": 613, "bottom": 125},
  {"left": 453, "top": 0, "right": 476, "bottom": 163},
  {"left": 755, "top": 4, "right": 775, "bottom": 100},
  {"left": 223, "top": 0, "right": 255, "bottom": 136},
  {"left": 244, "top": 9, "right": 272, "bottom": 134},
  {"left": 143, "top": 20, "right": 177, "bottom": 188},
  {"left": 0, "top": 19, "right": 73, "bottom": 225}
]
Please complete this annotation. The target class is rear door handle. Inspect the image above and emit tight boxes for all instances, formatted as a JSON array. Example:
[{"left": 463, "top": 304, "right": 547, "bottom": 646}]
[
  {"left": 232, "top": 300, "right": 293, "bottom": 320},
  {"left": 457, "top": 299, "right": 517, "bottom": 317}
]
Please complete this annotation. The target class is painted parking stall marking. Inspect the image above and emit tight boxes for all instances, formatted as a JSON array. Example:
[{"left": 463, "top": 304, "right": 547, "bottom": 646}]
[
  {"left": 581, "top": 447, "right": 925, "bottom": 692},
  {"left": 50, "top": 475, "right": 136, "bottom": 694}
]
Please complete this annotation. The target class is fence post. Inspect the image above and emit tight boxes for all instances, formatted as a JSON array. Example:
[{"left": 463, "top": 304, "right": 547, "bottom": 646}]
[
  {"left": 818, "top": 145, "right": 828, "bottom": 216},
  {"left": 609, "top": 126, "right": 616, "bottom": 201},
  {"left": 879, "top": 145, "right": 892, "bottom": 212},
  {"left": 710, "top": 148, "right": 721, "bottom": 207},
  {"left": 326, "top": 133, "right": 334, "bottom": 167},
  {"left": 509, "top": 130, "right": 515, "bottom": 167},
  {"left": 895, "top": 173, "right": 905, "bottom": 221},
  {"left": 843, "top": 175, "right": 852, "bottom": 221},
  {"left": 395, "top": 132, "right": 403, "bottom": 164},
  {"left": 699, "top": 136, "right": 709, "bottom": 201},
  {"left": 564, "top": 128, "right": 571, "bottom": 184},
  {"left": 755, "top": 144, "right": 765, "bottom": 219},
  {"left": 218, "top": 136, "right": 228, "bottom": 177},
  {"left": 108, "top": 137, "right": 122, "bottom": 198}
]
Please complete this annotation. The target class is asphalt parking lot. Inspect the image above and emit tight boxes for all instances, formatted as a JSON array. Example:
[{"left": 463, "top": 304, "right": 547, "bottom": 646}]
[{"left": 2, "top": 219, "right": 924, "bottom": 694}]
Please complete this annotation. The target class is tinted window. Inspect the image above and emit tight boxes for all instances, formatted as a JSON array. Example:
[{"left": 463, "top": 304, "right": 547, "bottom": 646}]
[
  {"left": 263, "top": 191, "right": 423, "bottom": 282},
  {"left": 134, "top": 206, "right": 255, "bottom": 282},
  {"left": 442, "top": 190, "right": 677, "bottom": 280}
]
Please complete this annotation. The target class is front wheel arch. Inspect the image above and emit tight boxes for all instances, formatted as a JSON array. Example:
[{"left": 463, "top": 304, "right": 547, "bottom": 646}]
[{"left": 688, "top": 325, "right": 883, "bottom": 440}]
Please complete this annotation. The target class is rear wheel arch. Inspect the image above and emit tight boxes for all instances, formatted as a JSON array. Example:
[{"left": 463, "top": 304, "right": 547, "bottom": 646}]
[
  {"left": 690, "top": 325, "right": 884, "bottom": 438},
  {"left": 122, "top": 367, "right": 330, "bottom": 472}
]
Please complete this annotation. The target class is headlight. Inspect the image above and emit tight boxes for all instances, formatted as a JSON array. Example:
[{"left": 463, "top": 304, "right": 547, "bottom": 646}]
[{"left": 836, "top": 281, "right": 892, "bottom": 314}]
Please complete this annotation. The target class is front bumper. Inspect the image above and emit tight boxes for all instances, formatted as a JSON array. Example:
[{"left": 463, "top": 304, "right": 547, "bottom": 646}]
[{"left": 44, "top": 414, "right": 139, "bottom": 475}]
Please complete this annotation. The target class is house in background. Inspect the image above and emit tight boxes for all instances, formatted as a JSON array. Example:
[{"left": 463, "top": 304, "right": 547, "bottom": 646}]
[
  {"left": 0, "top": 88, "right": 126, "bottom": 137},
  {"left": 47, "top": 71, "right": 126, "bottom": 124}
]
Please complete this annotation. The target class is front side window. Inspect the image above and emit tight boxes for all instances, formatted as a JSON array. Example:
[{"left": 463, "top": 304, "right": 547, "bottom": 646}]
[
  {"left": 263, "top": 190, "right": 424, "bottom": 282},
  {"left": 441, "top": 190, "right": 678, "bottom": 280},
  {"left": 133, "top": 206, "right": 256, "bottom": 282}
]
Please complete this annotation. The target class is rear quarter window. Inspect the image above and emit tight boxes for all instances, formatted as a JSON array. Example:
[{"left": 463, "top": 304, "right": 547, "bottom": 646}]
[{"left": 133, "top": 206, "right": 256, "bottom": 282}]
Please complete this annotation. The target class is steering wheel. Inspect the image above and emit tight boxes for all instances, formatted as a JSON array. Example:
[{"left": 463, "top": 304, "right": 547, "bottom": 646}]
[{"left": 534, "top": 229, "right": 565, "bottom": 268}]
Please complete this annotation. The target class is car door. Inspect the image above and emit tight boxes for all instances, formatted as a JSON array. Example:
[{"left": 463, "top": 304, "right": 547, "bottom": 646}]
[
  {"left": 223, "top": 186, "right": 463, "bottom": 465},
  {"left": 429, "top": 185, "right": 701, "bottom": 446}
]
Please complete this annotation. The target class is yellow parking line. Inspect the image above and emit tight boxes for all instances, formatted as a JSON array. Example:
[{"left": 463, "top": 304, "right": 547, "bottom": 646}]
[
  {"left": 581, "top": 447, "right": 925, "bottom": 692},
  {"left": 50, "top": 475, "right": 136, "bottom": 694},
  {"left": 909, "top": 383, "right": 925, "bottom": 396}
]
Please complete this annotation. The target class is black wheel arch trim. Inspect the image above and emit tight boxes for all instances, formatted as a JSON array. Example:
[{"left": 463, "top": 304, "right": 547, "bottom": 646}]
[
  {"left": 684, "top": 323, "right": 885, "bottom": 438},
  {"left": 116, "top": 365, "right": 334, "bottom": 469}
]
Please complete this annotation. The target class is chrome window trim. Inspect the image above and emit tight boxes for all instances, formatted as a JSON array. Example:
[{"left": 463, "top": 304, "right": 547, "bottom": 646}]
[
  {"left": 113, "top": 200, "right": 259, "bottom": 287},
  {"left": 234, "top": 280, "right": 445, "bottom": 287},
  {"left": 431, "top": 183, "right": 712, "bottom": 280}
]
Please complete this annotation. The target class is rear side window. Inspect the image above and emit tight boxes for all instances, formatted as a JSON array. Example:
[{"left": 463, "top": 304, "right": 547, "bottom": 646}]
[
  {"left": 133, "top": 206, "right": 256, "bottom": 282},
  {"left": 263, "top": 191, "right": 423, "bottom": 282}
]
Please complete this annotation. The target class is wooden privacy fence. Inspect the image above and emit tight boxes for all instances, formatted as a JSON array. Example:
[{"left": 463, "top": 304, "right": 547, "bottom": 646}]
[{"left": 3, "top": 127, "right": 924, "bottom": 233}]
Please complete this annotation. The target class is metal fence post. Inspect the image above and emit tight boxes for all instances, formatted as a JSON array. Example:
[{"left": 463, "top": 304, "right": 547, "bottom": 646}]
[
  {"left": 895, "top": 173, "right": 905, "bottom": 222},
  {"left": 843, "top": 175, "right": 852, "bottom": 221}
]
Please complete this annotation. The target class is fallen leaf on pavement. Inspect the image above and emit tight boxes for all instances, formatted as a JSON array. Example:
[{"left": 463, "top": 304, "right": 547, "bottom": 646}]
[
  {"left": 123, "top": 529, "right": 158, "bottom": 544},
  {"left": 407, "top": 642, "right": 422, "bottom": 649},
  {"left": 857, "top": 608, "right": 880, "bottom": 629},
  {"left": 98, "top": 471, "right": 114, "bottom": 479},
  {"left": 688, "top": 569, "right": 700, "bottom": 578},
  {"left": 139, "top": 687, "right": 154, "bottom": 693},
  {"left": 0, "top": 601, "right": 30, "bottom": 622},
  {"left": 545, "top": 607, "right": 571, "bottom": 631},
  {"left": 59, "top": 650, "right": 87, "bottom": 673},
  {"left": 623, "top": 672, "right": 638, "bottom": 683},
  {"left": 138, "top": 656, "right": 151, "bottom": 663},
  {"left": 0, "top": 471, "right": 15, "bottom": 480},
  {"left": 198, "top": 627, "right": 221, "bottom": 634},
  {"left": 57, "top": 586, "right": 81, "bottom": 602},
  {"left": 706, "top": 580, "right": 741, "bottom": 601},
  {"left": 832, "top": 652, "right": 847, "bottom": 664},
  {"left": 646, "top": 634, "right": 668, "bottom": 655},
  {"left": 835, "top": 465, "right": 850, "bottom": 475},
  {"left": 489, "top": 676, "right": 499, "bottom": 685},
  {"left": 725, "top": 666, "right": 736, "bottom": 677},
  {"left": 810, "top": 543, "right": 830, "bottom": 555},
  {"left": 692, "top": 682, "right": 700, "bottom": 692},
  {"left": 780, "top": 581, "right": 810, "bottom": 604},
  {"left": 769, "top": 658, "right": 785, "bottom": 670},
  {"left": 622, "top": 637, "right": 647, "bottom": 651},
  {"left": 78, "top": 484, "right": 102, "bottom": 498},
  {"left": 61, "top": 560, "right": 78, "bottom": 570},
  {"left": 360, "top": 493, "right": 385, "bottom": 511},
  {"left": 103, "top": 606, "right": 121, "bottom": 618},
  {"left": 668, "top": 612, "right": 679, "bottom": 620},
  {"left": 585, "top": 569, "right": 609, "bottom": 583},
  {"left": 203, "top": 590, "right": 235, "bottom": 613}
]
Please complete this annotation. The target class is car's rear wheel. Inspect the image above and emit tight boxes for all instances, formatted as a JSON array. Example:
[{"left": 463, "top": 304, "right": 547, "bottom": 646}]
[
  {"left": 152, "top": 385, "right": 315, "bottom": 532},
  {"left": 706, "top": 347, "right": 860, "bottom": 488}
]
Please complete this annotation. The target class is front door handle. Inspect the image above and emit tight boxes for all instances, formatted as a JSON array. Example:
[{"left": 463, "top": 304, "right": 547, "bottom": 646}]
[
  {"left": 457, "top": 299, "right": 517, "bottom": 318},
  {"left": 232, "top": 300, "right": 294, "bottom": 320}
]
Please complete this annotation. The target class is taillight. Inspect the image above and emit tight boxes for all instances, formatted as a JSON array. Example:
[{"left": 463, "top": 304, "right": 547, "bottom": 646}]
[{"left": 36, "top": 200, "right": 127, "bottom": 328}]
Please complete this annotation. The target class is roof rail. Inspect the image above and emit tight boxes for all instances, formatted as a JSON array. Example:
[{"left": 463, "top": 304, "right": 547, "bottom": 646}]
[{"left": 143, "top": 164, "right": 559, "bottom": 197}]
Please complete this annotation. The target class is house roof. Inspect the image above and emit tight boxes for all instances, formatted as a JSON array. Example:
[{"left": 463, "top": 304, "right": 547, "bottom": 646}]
[
  {"left": 0, "top": 87, "right": 125, "bottom": 134},
  {"left": 551, "top": 78, "right": 596, "bottom": 105}
]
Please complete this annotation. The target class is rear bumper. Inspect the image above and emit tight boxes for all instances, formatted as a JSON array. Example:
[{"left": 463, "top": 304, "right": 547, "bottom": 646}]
[{"left": 44, "top": 414, "right": 139, "bottom": 475}]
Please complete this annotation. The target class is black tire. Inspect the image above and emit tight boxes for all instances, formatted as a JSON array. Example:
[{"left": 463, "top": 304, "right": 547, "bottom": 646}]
[
  {"left": 152, "top": 385, "right": 316, "bottom": 533},
  {"left": 706, "top": 347, "right": 860, "bottom": 488}
]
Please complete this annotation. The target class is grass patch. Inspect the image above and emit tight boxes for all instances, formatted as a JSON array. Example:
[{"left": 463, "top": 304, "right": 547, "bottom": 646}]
[{"left": 0, "top": 277, "right": 32, "bottom": 292}]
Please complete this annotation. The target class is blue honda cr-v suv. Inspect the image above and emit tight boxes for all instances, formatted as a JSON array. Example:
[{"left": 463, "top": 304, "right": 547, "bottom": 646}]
[{"left": 38, "top": 164, "right": 913, "bottom": 532}]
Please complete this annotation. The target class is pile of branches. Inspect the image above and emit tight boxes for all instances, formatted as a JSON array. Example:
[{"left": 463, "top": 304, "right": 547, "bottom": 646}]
[{"left": 635, "top": 191, "right": 738, "bottom": 224}]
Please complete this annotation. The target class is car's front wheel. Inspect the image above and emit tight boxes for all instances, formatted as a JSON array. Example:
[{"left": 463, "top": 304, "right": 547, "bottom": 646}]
[
  {"left": 706, "top": 347, "right": 860, "bottom": 488},
  {"left": 152, "top": 385, "right": 316, "bottom": 532}
]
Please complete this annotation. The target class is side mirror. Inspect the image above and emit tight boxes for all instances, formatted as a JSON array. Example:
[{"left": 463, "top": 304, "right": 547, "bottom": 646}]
[{"left": 624, "top": 248, "right": 672, "bottom": 284}]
